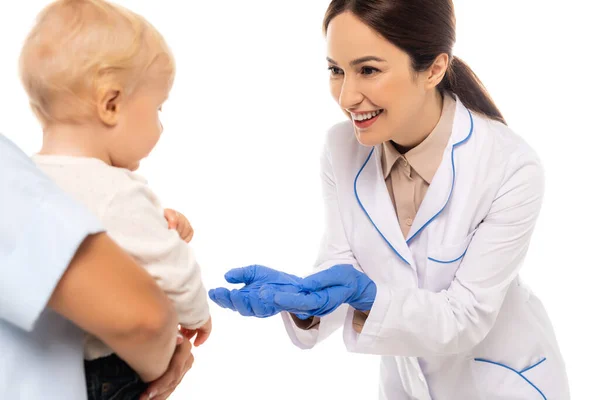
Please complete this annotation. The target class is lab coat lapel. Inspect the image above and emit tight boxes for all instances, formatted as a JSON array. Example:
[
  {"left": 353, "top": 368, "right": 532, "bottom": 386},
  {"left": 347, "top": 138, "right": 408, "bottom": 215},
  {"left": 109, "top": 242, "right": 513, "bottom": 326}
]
[
  {"left": 354, "top": 146, "right": 415, "bottom": 268},
  {"left": 407, "top": 98, "right": 474, "bottom": 243}
]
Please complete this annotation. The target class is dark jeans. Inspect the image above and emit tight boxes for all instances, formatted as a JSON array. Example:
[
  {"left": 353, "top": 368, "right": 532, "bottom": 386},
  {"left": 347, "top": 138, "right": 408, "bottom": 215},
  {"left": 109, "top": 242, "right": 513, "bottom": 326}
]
[{"left": 85, "top": 354, "right": 148, "bottom": 400}]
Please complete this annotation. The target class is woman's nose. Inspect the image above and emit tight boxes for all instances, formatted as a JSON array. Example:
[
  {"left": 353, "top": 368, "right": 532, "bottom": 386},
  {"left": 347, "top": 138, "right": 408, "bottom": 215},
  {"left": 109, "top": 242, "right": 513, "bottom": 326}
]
[{"left": 337, "top": 78, "right": 363, "bottom": 110}]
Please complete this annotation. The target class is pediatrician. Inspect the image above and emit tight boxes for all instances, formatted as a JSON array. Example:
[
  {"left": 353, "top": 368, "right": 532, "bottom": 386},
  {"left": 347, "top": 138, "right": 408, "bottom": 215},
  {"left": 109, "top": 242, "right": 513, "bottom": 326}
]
[{"left": 209, "top": 1, "right": 570, "bottom": 399}]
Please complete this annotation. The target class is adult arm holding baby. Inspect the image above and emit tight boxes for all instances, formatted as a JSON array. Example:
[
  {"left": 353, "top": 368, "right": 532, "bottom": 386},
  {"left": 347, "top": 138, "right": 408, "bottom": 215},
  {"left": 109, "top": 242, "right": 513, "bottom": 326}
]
[
  {"left": 0, "top": 134, "right": 187, "bottom": 399},
  {"left": 48, "top": 232, "right": 180, "bottom": 382}
]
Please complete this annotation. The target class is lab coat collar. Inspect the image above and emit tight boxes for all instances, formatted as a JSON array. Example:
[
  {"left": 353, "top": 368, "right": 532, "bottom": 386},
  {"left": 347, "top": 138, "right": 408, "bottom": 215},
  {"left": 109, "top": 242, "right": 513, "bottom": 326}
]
[
  {"left": 353, "top": 96, "right": 474, "bottom": 267},
  {"left": 406, "top": 97, "right": 474, "bottom": 243}
]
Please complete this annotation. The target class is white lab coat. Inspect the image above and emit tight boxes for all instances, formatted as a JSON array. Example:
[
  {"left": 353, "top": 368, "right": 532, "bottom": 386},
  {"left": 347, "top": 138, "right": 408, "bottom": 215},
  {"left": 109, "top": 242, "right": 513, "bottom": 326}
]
[{"left": 281, "top": 98, "right": 570, "bottom": 399}]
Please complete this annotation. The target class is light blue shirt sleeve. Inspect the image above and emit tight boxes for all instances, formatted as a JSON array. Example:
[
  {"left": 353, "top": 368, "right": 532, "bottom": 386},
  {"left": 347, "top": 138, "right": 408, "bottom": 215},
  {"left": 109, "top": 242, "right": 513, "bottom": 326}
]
[{"left": 0, "top": 134, "right": 104, "bottom": 331}]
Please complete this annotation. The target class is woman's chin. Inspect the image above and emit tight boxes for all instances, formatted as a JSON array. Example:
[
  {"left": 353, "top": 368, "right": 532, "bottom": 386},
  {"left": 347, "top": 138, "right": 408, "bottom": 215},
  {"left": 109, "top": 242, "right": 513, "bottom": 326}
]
[{"left": 355, "top": 129, "right": 386, "bottom": 147}]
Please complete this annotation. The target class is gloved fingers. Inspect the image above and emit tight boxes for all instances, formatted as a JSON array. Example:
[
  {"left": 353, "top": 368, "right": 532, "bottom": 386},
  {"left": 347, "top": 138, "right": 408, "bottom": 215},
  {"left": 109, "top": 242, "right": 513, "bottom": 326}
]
[
  {"left": 247, "top": 292, "right": 276, "bottom": 318},
  {"left": 293, "top": 313, "right": 313, "bottom": 320},
  {"left": 311, "top": 286, "right": 356, "bottom": 316},
  {"left": 208, "top": 288, "right": 236, "bottom": 311},
  {"left": 230, "top": 289, "right": 255, "bottom": 317},
  {"left": 258, "top": 285, "right": 314, "bottom": 316},
  {"left": 300, "top": 264, "right": 356, "bottom": 291},
  {"left": 269, "top": 291, "right": 326, "bottom": 314},
  {"left": 224, "top": 266, "right": 258, "bottom": 285},
  {"left": 257, "top": 285, "right": 278, "bottom": 308},
  {"left": 275, "top": 286, "right": 355, "bottom": 317},
  {"left": 348, "top": 281, "right": 378, "bottom": 311}
]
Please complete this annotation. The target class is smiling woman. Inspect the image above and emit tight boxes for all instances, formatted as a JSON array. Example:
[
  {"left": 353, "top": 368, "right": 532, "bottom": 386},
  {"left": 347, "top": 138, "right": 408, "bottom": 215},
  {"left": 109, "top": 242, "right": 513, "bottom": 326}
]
[
  {"left": 210, "top": 1, "right": 571, "bottom": 399},
  {"left": 324, "top": 3, "right": 503, "bottom": 149}
]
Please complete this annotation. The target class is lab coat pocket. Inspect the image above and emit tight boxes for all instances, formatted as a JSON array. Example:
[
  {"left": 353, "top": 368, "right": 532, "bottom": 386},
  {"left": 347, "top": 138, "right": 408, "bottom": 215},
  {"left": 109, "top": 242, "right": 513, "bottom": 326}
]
[
  {"left": 425, "top": 230, "right": 475, "bottom": 292},
  {"left": 471, "top": 357, "right": 551, "bottom": 400}
]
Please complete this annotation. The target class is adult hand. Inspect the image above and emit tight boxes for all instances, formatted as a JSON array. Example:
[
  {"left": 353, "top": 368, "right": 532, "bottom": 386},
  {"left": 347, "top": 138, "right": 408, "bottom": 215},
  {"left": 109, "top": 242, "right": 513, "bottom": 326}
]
[
  {"left": 140, "top": 334, "right": 194, "bottom": 400},
  {"left": 264, "top": 264, "right": 377, "bottom": 316},
  {"left": 209, "top": 265, "right": 304, "bottom": 318}
]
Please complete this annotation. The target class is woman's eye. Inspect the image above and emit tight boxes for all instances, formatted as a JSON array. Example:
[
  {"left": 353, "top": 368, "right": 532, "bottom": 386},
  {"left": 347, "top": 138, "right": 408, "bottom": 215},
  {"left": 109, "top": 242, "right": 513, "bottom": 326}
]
[
  {"left": 328, "top": 66, "right": 343, "bottom": 76},
  {"left": 361, "top": 66, "right": 380, "bottom": 76}
]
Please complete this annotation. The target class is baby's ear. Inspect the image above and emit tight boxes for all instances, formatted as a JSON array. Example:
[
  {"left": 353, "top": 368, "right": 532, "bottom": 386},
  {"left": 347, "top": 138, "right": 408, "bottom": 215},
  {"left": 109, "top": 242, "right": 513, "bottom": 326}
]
[{"left": 97, "top": 87, "right": 122, "bottom": 126}]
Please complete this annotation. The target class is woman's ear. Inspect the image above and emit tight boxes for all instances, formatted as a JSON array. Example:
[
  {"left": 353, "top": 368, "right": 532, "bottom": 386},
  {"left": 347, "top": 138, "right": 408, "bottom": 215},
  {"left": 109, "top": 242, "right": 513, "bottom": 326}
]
[
  {"left": 97, "top": 87, "right": 122, "bottom": 126},
  {"left": 426, "top": 53, "right": 449, "bottom": 90}
]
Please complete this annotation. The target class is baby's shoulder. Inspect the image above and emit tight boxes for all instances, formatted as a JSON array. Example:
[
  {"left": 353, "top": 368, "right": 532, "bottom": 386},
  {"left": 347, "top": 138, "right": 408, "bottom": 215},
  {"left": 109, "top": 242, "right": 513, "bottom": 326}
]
[
  {"left": 102, "top": 168, "right": 161, "bottom": 211},
  {"left": 32, "top": 155, "right": 159, "bottom": 216}
]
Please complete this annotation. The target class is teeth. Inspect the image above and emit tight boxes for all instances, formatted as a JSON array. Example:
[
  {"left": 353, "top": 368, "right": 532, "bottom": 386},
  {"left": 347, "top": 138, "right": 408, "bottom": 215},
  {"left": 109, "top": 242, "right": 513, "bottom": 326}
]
[{"left": 353, "top": 109, "right": 382, "bottom": 121}]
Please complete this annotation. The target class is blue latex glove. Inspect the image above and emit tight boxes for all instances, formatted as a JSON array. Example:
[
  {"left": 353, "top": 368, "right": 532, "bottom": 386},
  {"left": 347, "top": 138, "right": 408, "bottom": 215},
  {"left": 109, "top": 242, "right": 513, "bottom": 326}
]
[
  {"left": 262, "top": 264, "right": 377, "bottom": 317},
  {"left": 209, "top": 265, "right": 306, "bottom": 318}
]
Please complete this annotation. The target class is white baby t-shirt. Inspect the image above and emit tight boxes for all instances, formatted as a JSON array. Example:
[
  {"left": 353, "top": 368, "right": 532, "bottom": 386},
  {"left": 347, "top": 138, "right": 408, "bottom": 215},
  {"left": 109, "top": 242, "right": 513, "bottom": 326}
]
[{"left": 33, "top": 155, "right": 210, "bottom": 360}]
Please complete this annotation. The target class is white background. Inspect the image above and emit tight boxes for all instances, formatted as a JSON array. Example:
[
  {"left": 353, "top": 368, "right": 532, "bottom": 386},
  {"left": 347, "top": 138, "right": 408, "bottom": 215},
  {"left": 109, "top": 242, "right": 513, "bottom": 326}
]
[{"left": 1, "top": 1, "right": 599, "bottom": 399}]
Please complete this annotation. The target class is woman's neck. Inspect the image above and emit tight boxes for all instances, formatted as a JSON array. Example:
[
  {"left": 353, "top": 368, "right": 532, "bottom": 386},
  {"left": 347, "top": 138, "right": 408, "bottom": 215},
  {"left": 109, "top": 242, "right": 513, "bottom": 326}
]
[{"left": 391, "top": 90, "right": 444, "bottom": 151}]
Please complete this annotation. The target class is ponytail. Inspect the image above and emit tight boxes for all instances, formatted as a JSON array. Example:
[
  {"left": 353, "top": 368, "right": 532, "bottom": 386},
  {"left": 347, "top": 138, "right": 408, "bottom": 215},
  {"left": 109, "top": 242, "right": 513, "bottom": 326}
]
[{"left": 442, "top": 57, "right": 506, "bottom": 124}]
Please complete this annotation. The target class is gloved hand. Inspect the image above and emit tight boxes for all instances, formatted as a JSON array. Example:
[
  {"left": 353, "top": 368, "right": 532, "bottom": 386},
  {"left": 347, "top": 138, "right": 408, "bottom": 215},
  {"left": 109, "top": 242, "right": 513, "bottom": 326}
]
[
  {"left": 261, "top": 264, "right": 377, "bottom": 317},
  {"left": 209, "top": 265, "right": 305, "bottom": 318}
]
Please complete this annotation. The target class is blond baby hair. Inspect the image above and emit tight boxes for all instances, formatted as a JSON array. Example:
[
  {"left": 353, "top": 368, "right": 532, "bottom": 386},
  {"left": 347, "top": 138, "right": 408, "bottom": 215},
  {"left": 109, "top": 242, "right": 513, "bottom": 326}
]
[{"left": 19, "top": 0, "right": 175, "bottom": 126}]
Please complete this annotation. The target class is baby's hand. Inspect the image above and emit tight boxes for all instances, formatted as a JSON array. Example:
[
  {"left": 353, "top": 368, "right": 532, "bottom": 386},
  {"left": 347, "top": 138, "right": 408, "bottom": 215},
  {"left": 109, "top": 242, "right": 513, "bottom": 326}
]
[
  {"left": 164, "top": 208, "right": 194, "bottom": 243},
  {"left": 181, "top": 317, "right": 212, "bottom": 347}
]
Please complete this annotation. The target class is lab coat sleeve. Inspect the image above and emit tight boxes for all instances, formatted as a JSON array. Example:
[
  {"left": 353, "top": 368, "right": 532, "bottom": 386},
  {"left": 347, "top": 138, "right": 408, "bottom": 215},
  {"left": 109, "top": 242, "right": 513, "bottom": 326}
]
[
  {"left": 281, "top": 143, "right": 357, "bottom": 349},
  {"left": 345, "top": 147, "right": 545, "bottom": 357}
]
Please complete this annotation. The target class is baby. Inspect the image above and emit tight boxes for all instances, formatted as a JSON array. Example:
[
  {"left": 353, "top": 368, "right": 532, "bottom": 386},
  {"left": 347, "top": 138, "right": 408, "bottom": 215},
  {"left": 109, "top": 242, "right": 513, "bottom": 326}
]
[{"left": 18, "top": 0, "right": 211, "bottom": 398}]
